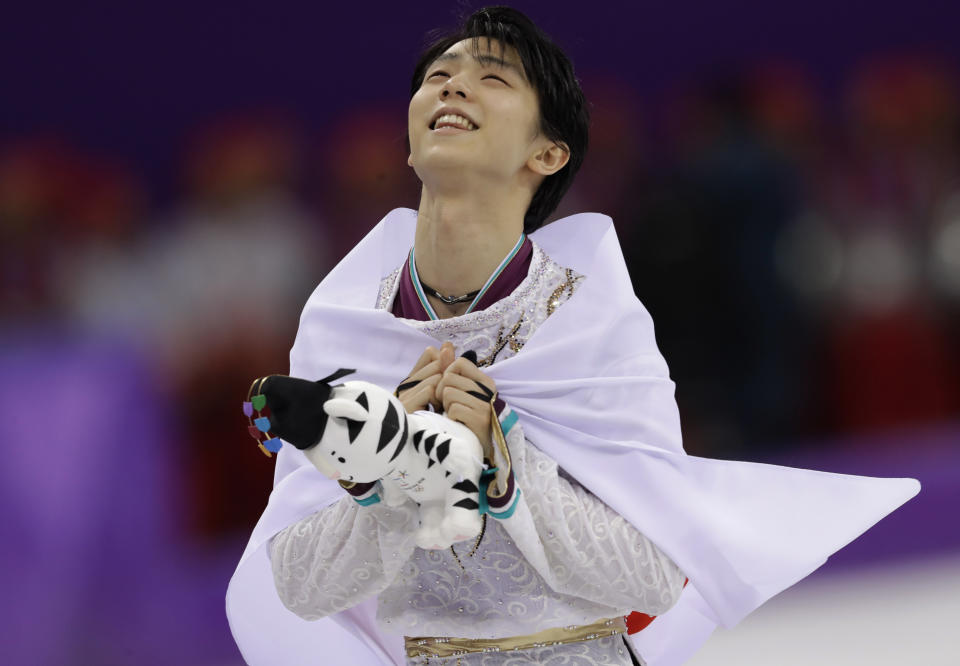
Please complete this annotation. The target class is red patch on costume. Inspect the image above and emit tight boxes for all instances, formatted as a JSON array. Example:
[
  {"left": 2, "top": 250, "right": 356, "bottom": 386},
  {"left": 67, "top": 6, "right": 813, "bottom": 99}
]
[{"left": 625, "top": 578, "right": 688, "bottom": 634}]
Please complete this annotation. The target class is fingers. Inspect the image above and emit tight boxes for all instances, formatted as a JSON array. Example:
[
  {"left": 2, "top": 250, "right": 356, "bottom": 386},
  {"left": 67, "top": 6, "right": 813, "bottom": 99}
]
[
  {"left": 397, "top": 346, "right": 446, "bottom": 412},
  {"left": 441, "top": 386, "right": 493, "bottom": 447},
  {"left": 445, "top": 356, "right": 496, "bottom": 386},
  {"left": 440, "top": 385, "right": 487, "bottom": 413},
  {"left": 398, "top": 344, "right": 493, "bottom": 417},
  {"left": 396, "top": 359, "right": 443, "bottom": 397},
  {"left": 399, "top": 348, "right": 445, "bottom": 390},
  {"left": 435, "top": 372, "right": 491, "bottom": 404},
  {"left": 399, "top": 374, "right": 442, "bottom": 413},
  {"left": 409, "top": 343, "right": 457, "bottom": 380},
  {"left": 445, "top": 401, "right": 480, "bottom": 429},
  {"left": 446, "top": 399, "right": 494, "bottom": 458},
  {"left": 439, "top": 341, "right": 455, "bottom": 372},
  {"left": 408, "top": 346, "right": 441, "bottom": 377},
  {"left": 409, "top": 358, "right": 447, "bottom": 383},
  {"left": 437, "top": 358, "right": 496, "bottom": 402}
]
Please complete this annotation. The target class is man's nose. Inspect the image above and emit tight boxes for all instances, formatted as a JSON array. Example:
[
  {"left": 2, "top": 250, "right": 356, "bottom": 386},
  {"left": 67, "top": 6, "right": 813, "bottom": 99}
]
[{"left": 441, "top": 82, "right": 467, "bottom": 99}]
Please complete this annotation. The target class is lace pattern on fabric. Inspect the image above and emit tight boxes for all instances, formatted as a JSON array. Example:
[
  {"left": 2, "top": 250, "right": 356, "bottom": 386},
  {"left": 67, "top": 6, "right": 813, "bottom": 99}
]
[
  {"left": 376, "top": 432, "right": 685, "bottom": 639},
  {"left": 270, "top": 497, "right": 419, "bottom": 619}
]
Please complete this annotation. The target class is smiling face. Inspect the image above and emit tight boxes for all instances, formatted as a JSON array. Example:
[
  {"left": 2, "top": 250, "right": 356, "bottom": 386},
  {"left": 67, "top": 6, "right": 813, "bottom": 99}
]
[{"left": 408, "top": 38, "right": 557, "bottom": 192}]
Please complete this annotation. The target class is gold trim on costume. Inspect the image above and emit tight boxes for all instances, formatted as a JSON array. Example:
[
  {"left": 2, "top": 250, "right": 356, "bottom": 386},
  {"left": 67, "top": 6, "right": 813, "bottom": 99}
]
[
  {"left": 546, "top": 268, "right": 583, "bottom": 317},
  {"left": 486, "top": 401, "right": 512, "bottom": 498},
  {"left": 478, "top": 317, "right": 524, "bottom": 367},
  {"left": 404, "top": 616, "right": 627, "bottom": 658}
]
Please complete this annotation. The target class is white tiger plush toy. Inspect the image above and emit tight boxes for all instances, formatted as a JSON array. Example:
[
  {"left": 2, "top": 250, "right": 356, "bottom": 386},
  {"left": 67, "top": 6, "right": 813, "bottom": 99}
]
[{"left": 247, "top": 369, "right": 486, "bottom": 550}]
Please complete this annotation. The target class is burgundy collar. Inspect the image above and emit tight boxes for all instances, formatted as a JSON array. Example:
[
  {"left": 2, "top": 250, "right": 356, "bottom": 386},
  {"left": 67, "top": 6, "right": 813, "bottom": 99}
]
[{"left": 392, "top": 237, "right": 533, "bottom": 321}]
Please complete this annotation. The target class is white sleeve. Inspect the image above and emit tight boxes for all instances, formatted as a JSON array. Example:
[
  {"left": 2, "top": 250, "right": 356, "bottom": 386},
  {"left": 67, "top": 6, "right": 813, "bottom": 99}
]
[
  {"left": 494, "top": 410, "right": 687, "bottom": 617},
  {"left": 269, "top": 492, "right": 419, "bottom": 620}
]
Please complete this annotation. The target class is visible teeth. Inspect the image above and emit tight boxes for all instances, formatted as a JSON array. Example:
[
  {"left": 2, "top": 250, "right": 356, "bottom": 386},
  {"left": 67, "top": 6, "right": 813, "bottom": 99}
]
[{"left": 433, "top": 114, "right": 476, "bottom": 130}]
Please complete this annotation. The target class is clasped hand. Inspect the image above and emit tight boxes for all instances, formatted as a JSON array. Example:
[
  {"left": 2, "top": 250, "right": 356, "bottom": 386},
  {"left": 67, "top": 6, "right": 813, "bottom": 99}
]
[{"left": 397, "top": 342, "right": 495, "bottom": 460}]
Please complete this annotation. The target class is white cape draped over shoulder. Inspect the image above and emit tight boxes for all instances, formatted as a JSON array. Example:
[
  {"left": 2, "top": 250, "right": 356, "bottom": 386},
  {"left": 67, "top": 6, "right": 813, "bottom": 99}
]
[{"left": 226, "top": 208, "right": 920, "bottom": 666}]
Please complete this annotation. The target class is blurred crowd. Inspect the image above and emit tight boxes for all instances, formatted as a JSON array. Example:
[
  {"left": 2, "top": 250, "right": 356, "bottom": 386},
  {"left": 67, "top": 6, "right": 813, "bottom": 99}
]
[
  {"left": 2, "top": 51, "right": 959, "bottom": 546},
  {"left": 578, "top": 53, "right": 960, "bottom": 459}
]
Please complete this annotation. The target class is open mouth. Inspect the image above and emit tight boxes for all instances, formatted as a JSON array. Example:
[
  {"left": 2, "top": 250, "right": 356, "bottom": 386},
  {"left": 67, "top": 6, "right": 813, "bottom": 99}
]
[{"left": 429, "top": 113, "right": 478, "bottom": 131}]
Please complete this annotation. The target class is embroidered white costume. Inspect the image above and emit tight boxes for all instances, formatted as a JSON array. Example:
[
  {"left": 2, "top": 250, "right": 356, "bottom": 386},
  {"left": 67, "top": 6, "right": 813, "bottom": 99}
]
[
  {"left": 226, "top": 208, "right": 920, "bottom": 666},
  {"left": 271, "top": 240, "right": 684, "bottom": 665}
]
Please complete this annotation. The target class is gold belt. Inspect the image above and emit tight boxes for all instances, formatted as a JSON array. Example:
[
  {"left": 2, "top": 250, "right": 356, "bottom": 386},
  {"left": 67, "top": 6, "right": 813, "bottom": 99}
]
[{"left": 404, "top": 616, "right": 627, "bottom": 659}]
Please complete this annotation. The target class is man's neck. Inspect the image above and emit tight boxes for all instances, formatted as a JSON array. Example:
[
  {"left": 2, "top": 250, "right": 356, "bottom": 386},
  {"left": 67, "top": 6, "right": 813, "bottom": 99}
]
[{"left": 413, "top": 187, "right": 526, "bottom": 318}]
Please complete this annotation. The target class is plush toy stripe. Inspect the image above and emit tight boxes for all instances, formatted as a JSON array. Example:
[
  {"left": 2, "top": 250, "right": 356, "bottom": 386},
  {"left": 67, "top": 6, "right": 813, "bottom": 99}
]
[
  {"left": 388, "top": 411, "right": 409, "bottom": 463},
  {"left": 423, "top": 433, "right": 437, "bottom": 456},
  {"left": 376, "top": 401, "right": 399, "bottom": 453},
  {"left": 452, "top": 479, "right": 479, "bottom": 493},
  {"left": 346, "top": 419, "right": 364, "bottom": 443}
]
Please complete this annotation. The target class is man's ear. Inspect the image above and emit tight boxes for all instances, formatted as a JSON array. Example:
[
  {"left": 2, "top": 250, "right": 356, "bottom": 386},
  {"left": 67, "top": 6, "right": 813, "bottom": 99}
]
[
  {"left": 407, "top": 153, "right": 413, "bottom": 167},
  {"left": 527, "top": 141, "right": 570, "bottom": 177}
]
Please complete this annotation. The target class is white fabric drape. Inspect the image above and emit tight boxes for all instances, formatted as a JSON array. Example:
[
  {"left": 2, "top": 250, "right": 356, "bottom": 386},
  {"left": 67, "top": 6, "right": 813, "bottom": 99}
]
[{"left": 226, "top": 208, "right": 919, "bottom": 666}]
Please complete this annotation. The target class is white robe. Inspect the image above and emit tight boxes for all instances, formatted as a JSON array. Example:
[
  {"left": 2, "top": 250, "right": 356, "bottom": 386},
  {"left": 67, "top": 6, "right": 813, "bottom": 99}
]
[{"left": 226, "top": 208, "right": 920, "bottom": 666}]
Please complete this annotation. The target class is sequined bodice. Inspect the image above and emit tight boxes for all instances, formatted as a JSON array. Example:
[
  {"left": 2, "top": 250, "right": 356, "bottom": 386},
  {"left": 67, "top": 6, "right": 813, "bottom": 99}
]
[{"left": 375, "top": 242, "right": 584, "bottom": 366}]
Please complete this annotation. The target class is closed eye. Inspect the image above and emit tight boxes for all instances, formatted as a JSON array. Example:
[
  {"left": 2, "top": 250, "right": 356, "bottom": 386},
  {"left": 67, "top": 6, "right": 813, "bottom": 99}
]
[{"left": 427, "top": 70, "right": 507, "bottom": 85}]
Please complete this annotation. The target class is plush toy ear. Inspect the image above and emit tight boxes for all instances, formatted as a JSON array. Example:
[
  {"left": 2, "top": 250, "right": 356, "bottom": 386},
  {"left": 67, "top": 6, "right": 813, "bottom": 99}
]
[{"left": 323, "top": 398, "right": 369, "bottom": 422}]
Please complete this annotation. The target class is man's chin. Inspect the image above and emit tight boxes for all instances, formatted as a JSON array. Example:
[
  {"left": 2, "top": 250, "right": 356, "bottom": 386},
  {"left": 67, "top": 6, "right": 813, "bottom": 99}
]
[{"left": 413, "top": 155, "right": 488, "bottom": 182}]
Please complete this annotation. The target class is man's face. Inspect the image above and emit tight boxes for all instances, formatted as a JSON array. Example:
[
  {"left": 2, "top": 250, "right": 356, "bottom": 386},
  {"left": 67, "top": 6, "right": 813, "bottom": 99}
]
[{"left": 408, "top": 38, "right": 544, "bottom": 188}]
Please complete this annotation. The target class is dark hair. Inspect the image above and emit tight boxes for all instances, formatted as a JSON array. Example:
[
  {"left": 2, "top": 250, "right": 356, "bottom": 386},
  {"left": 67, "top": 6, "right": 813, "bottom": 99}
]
[{"left": 410, "top": 6, "right": 589, "bottom": 233}]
